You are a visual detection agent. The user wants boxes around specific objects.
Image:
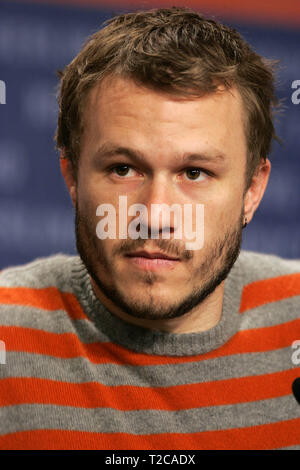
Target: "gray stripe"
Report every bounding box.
[0,255,75,291]
[0,305,109,342]
[236,251,300,283]
[0,347,296,386]
[0,395,299,435]
[277,445,300,450]
[239,295,300,330]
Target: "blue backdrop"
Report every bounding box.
[0,0,299,269]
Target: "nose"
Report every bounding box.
[137,175,180,239]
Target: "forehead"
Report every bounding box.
[81,75,247,168]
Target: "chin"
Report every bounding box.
[121,288,182,309]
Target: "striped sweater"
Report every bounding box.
[0,250,300,450]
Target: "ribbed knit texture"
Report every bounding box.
[0,250,300,450]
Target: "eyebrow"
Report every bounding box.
[93,142,226,166]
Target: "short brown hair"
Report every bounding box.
[54,6,281,189]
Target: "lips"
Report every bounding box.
[126,250,180,261]
[125,249,181,271]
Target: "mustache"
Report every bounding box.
[113,238,193,261]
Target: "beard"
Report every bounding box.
[75,202,244,321]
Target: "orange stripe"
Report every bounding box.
[0,418,299,450]
[0,368,299,409]
[0,286,87,320]
[1,317,300,365]
[240,273,300,313]
[17,0,300,27]
[0,326,91,360]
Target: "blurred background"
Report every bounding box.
[0,0,299,269]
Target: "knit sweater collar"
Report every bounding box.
[71,255,245,357]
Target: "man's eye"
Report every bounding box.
[111,165,134,177]
[184,168,207,181]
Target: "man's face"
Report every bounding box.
[74,76,248,320]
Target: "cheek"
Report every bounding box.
[203,191,243,236]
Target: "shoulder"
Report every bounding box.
[0,254,82,328]
[0,254,79,292]
[237,249,300,283]
[236,250,300,319]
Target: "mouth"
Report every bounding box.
[125,250,181,271]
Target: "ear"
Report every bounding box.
[59,152,77,207]
[243,158,271,224]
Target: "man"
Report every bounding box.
[0,6,300,450]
